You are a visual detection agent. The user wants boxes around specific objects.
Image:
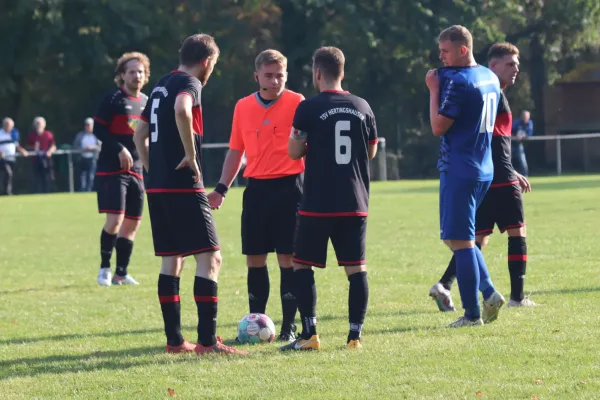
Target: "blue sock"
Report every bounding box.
[454,248,480,319]
[474,246,495,300]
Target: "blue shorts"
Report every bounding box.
[439,174,491,241]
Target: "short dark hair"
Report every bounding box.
[255,49,287,71]
[487,42,519,62]
[438,25,473,52]
[313,47,345,81]
[179,34,220,67]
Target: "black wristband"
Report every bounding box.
[215,183,229,197]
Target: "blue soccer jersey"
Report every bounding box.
[436,66,501,181]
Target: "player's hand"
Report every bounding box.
[425,69,440,92]
[176,154,201,183]
[118,147,133,170]
[207,191,224,210]
[516,173,531,193]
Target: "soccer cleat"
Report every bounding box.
[346,339,362,349]
[111,274,139,285]
[508,297,537,307]
[195,337,249,356]
[165,340,196,354]
[97,268,112,286]
[482,291,506,323]
[429,283,456,312]
[277,324,297,342]
[279,334,320,351]
[448,316,484,328]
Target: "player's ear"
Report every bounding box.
[460,45,468,57]
[254,73,258,83]
[201,58,210,68]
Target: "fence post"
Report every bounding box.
[555,136,562,176]
[377,137,387,181]
[67,152,74,193]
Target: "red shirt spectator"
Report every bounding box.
[26,116,56,193]
[27,129,56,152]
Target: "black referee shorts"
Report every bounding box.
[148,191,220,257]
[475,182,525,235]
[241,174,302,255]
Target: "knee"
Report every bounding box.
[209,252,222,278]
[104,215,124,234]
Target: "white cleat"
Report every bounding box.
[112,274,139,285]
[429,283,456,312]
[508,297,537,307]
[482,291,506,323]
[448,316,484,328]
[97,268,112,287]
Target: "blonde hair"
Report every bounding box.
[114,52,151,86]
[255,49,287,71]
[438,25,473,52]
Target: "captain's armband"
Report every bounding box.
[290,127,307,140]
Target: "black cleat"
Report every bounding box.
[277,324,297,342]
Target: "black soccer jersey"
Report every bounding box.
[93,87,147,175]
[491,91,517,185]
[292,90,378,216]
[141,70,205,192]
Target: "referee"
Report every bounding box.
[207,49,304,342]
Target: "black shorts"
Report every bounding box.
[293,216,367,268]
[241,174,302,255]
[96,172,144,220]
[147,192,219,257]
[475,182,525,235]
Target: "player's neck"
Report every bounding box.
[319,82,343,92]
[122,85,140,98]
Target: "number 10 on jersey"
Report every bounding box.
[335,120,351,165]
[479,92,497,134]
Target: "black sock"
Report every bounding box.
[115,237,134,277]
[247,266,269,314]
[294,269,317,340]
[100,230,117,269]
[280,266,297,332]
[158,274,183,346]
[348,271,369,342]
[439,256,456,291]
[194,276,218,347]
[508,236,527,302]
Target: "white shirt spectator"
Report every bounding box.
[0,129,17,162]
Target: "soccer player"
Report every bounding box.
[94,52,149,286]
[207,50,304,342]
[430,43,535,311]
[425,25,506,327]
[281,46,378,351]
[133,34,247,355]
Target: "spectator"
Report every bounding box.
[26,116,56,193]
[512,110,533,176]
[0,117,28,195]
[73,118,100,192]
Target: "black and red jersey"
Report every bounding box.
[292,90,378,216]
[491,91,517,186]
[93,87,147,176]
[141,70,205,192]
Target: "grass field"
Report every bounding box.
[1,175,599,399]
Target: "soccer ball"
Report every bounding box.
[237,313,276,344]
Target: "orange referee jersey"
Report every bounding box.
[229,89,305,179]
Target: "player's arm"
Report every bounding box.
[93,96,124,154]
[288,101,308,160]
[425,69,458,136]
[133,120,150,172]
[174,92,201,182]
[214,104,245,196]
[367,111,379,160]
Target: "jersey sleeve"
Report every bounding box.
[228,101,245,151]
[438,76,466,120]
[291,100,310,140]
[141,100,151,123]
[93,93,123,153]
[366,108,378,145]
[177,76,202,105]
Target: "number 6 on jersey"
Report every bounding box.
[335,120,351,165]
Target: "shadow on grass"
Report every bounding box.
[0,345,174,380]
[531,286,600,296]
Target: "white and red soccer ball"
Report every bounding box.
[237,313,276,344]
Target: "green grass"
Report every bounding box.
[1,175,599,399]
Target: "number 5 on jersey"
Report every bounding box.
[150,98,160,142]
[479,92,498,134]
[335,120,351,165]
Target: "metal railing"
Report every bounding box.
[515,132,600,175]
